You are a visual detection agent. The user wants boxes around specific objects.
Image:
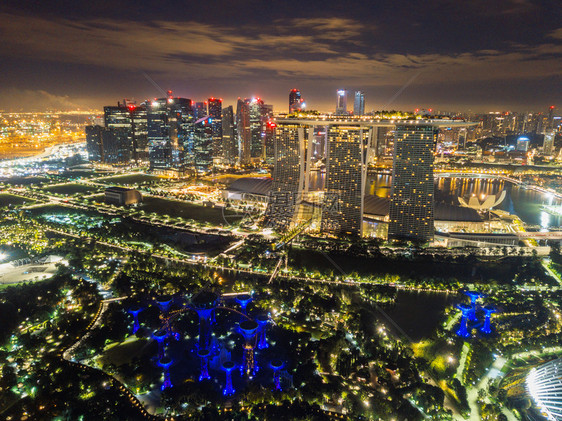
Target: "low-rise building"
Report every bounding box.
[104,186,142,206]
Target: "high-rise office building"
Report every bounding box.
[104,105,135,161]
[208,98,223,163]
[236,97,271,164]
[336,89,348,115]
[236,98,251,165]
[546,106,555,131]
[249,98,265,160]
[289,89,305,113]
[517,136,530,151]
[130,105,149,161]
[322,125,368,235]
[458,127,467,149]
[85,102,149,164]
[101,103,150,162]
[289,89,301,113]
[86,125,104,162]
[192,116,213,169]
[267,117,471,237]
[543,131,555,156]
[353,91,365,116]
[388,125,437,242]
[265,122,308,229]
[266,119,372,235]
[262,103,275,163]
[147,94,193,175]
[193,102,207,120]
[101,127,134,164]
[222,105,237,165]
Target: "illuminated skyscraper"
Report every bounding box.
[266,119,371,235]
[222,105,237,165]
[547,106,555,131]
[322,125,368,235]
[264,121,307,229]
[192,116,213,169]
[237,98,272,164]
[147,94,193,175]
[98,103,149,162]
[130,105,149,161]
[85,125,104,162]
[262,103,275,163]
[289,89,305,113]
[249,98,265,160]
[101,128,134,164]
[289,89,301,113]
[208,98,223,163]
[543,131,555,155]
[193,101,207,120]
[103,105,133,162]
[236,98,251,165]
[336,89,348,115]
[388,125,437,242]
[266,117,471,237]
[353,91,365,116]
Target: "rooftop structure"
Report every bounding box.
[526,358,562,421]
[458,191,507,210]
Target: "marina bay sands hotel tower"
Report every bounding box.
[265,116,475,242]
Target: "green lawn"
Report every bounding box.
[1,176,50,186]
[98,174,161,185]
[42,183,100,196]
[99,338,148,367]
[139,196,243,225]
[0,193,36,207]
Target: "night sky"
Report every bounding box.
[0,0,560,113]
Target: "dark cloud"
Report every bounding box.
[0,1,560,112]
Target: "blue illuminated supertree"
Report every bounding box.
[191,291,219,350]
[465,291,482,322]
[153,329,168,359]
[235,294,252,314]
[158,356,173,390]
[198,348,211,381]
[480,305,496,334]
[270,359,284,390]
[128,306,142,334]
[456,303,471,338]
[222,361,236,396]
[255,314,269,349]
[155,295,174,338]
[239,320,258,377]
[155,295,173,314]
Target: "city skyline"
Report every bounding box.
[0,0,560,112]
